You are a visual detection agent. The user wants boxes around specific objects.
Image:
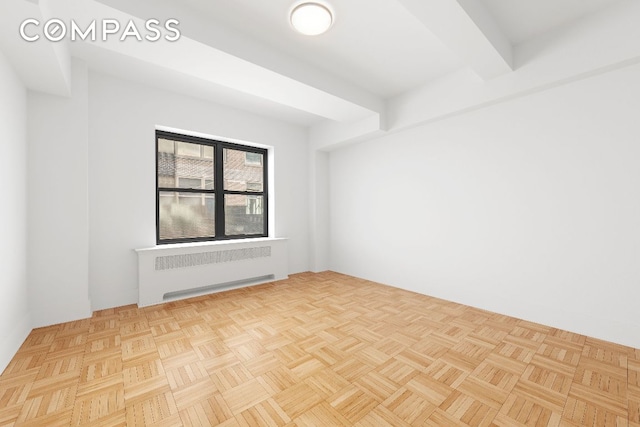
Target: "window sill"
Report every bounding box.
[135,237,287,253]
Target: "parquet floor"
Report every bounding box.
[1,272,638,426]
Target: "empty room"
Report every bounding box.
[1,0,639,425]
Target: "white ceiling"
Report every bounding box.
[177,0,463,98]
[159,0,624,96]
[0,0,636,134]
[478,0,622,45]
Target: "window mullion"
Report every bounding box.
[215,144,225,238]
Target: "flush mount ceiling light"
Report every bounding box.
[290,2,333,36]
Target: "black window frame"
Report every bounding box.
[156,130,269,244]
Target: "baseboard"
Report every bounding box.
[332,269,640,349]
[406,282,640,349]
[0,312,32,375]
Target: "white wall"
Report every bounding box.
[88,72,310,310]
[308,150,330,272]
[329,62,640,348]
[0,51,31,373]
[28,59,92,327]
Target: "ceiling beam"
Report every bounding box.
[61,0,382,123]
[388,0,640,131]
[397,0,513,80]
[0,0,71,96]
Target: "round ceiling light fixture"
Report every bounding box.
[290,2,333,36]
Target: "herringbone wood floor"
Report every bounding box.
[1,272,638,426]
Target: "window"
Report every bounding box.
[156,130,268,244]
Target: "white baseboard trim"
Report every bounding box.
[404,282,640,349]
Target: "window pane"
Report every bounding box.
[225,195,264,235]
[224,149,263,191]
[159,191,215,240]
[158,139,214,189]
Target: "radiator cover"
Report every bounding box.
[136,238,288,307]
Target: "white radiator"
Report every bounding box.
[136,238,288,307]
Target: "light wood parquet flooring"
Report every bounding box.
[1,271,639,426]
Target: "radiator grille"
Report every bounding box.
[155,247,271,271]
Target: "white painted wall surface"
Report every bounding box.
[308,150,330,272]
[329,63,640,348]
[27,59,92,328]
[88,72,309,311]
[0,51,31,373]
